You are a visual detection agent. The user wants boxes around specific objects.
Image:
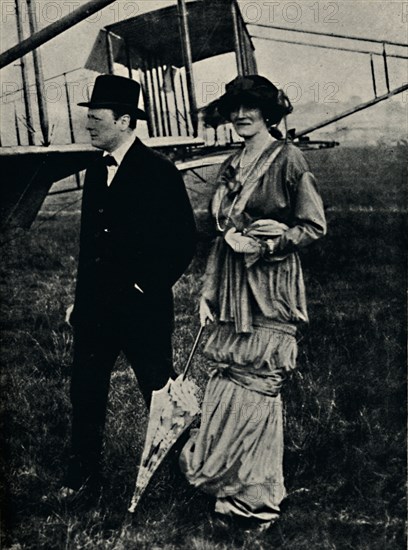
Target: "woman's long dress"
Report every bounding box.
[180,141,326,523]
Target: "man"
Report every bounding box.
[63,75,196,495]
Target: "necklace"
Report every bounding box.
[238,146,269,184]
[215,191,240,233]
[215,141,273,233]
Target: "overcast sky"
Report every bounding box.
[1,0,407,111]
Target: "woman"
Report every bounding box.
[180,75,326,530]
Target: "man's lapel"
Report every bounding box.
[108,138,146,190]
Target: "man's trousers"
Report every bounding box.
[66,313,175,490]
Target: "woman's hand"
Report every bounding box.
[199,297,215,327]
[224,227,261,254]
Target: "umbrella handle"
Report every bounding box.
[182,325,204,379]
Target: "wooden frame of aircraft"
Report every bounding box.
[0,0,258,232]
[84,0,257,138]
[0,0,407,233]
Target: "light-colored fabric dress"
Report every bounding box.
[180,141,326,523]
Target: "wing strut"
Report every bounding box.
[295,83,408,139]
[0,0,118,69]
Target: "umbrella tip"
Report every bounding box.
[128,502,137,513]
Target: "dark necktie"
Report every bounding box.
[103,155,117,167]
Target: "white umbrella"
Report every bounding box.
[128,327,203,513]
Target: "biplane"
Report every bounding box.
[0,0,407,233]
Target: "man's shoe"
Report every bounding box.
[235,516,276,533]
[57,480,101,509]
[57,482,88,504]
[211,513,233,531]
[59,486,77,499]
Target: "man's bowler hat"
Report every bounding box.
[78,74,147,120]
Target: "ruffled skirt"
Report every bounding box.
[180,319,297,522]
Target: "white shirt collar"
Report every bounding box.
[104,133,136,167]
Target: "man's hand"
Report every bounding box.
[199,297,214,327]
[65,304,74,327]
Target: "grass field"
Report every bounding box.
[1,144,407,549]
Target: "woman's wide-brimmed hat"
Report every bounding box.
[78,74,147,120]
[217,75,292,125]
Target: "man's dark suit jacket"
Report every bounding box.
[72,137,197,329]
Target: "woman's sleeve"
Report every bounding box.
[277,149,327,253]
